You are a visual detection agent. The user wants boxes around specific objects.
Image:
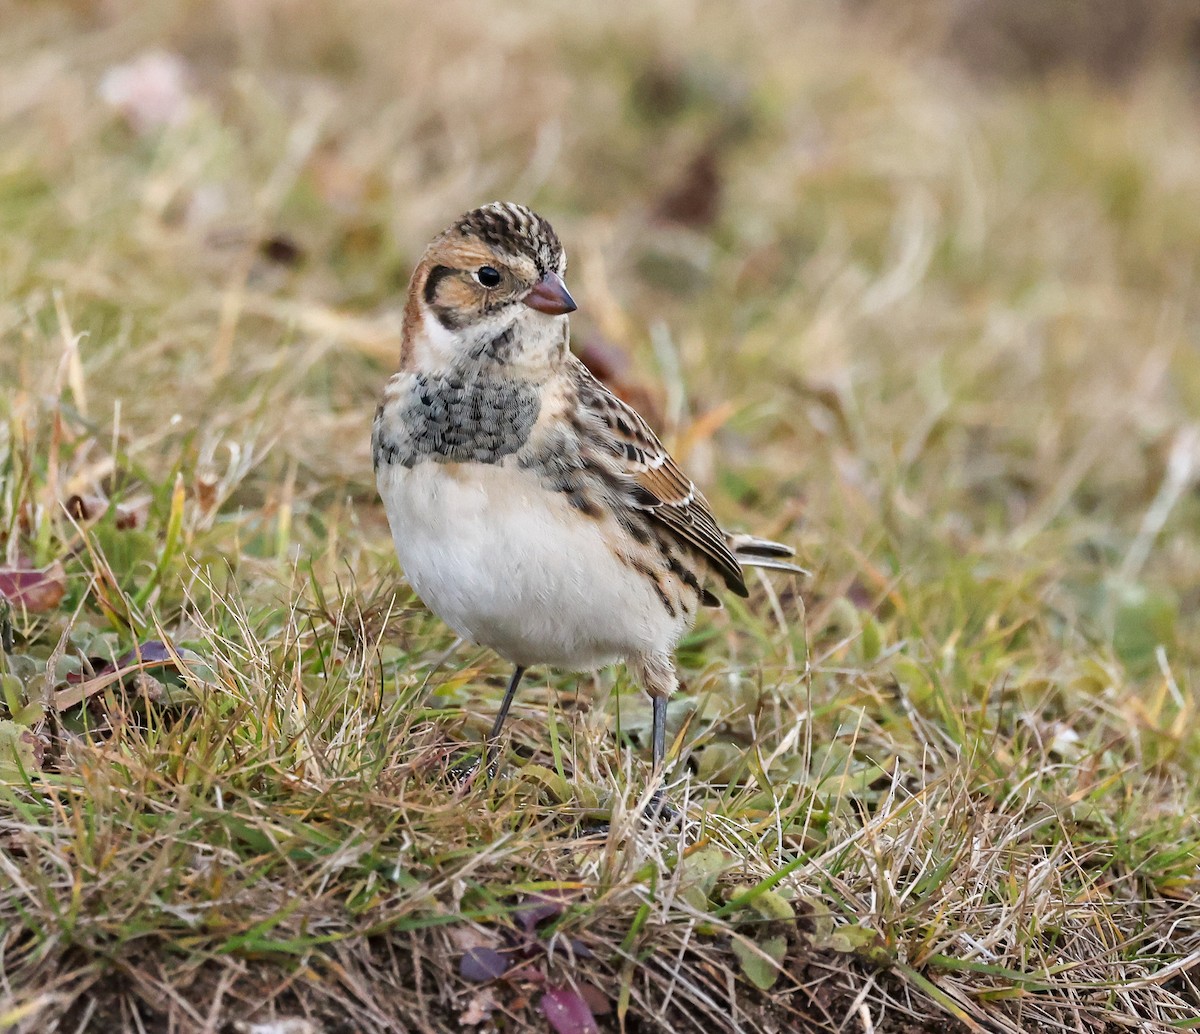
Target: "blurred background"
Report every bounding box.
[4,0,1200,670]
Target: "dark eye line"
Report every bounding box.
[423,264,457,305]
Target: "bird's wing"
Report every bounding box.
[574,359,749,597]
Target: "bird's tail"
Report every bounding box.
[728,533,810,578]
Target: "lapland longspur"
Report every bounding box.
[373,202,803,777]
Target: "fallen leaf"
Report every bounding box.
[446,924,502,953]
[515,889,576,934]
[0,566,66,613]
[116,640,178,669]
[62,639,180,687]
[54,639,188,711]
[460,946,507,982]
[577,984,610,1016]
[540,986,598,1034]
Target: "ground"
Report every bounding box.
[2,2,1200,1032]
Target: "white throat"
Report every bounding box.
[408,306,567,378]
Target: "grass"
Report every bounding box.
[2,1,1200,1031]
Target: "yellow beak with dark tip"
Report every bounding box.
[523,272,576,315]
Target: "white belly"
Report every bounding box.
[376,460,684,669]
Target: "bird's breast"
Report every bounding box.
[374,457,693,670]
[372,371,541,469]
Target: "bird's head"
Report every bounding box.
[401,202,576,373]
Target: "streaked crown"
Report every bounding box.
[440,202,566,277]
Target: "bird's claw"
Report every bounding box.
[645,788,682,827]
[447,750,498,785]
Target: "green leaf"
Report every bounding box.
[1,674,26,716]
[732,933,787,990]
[520,764,572,803]
[828,924,877,953]
[0,720,41,780]
[684,846,738,894]
[1112,582,1177,673]
[693,741,744,781]
[747,888,795,922]
[825,923,893,966]
[860,614,883,662]
[795,895,835,941]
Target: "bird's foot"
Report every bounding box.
[570,792,680,836]
[446,749,498,785]
[576,817,612,836]
[644,788,682,828]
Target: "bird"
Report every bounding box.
[372,201,803,783]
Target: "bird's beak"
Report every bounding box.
[523,272,577,315]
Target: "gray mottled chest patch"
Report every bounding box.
[469,326,518,363]
[373,372,540,469]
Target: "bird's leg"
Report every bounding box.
[627,654,682,824]
[652,695,667,774]
[484,664,527,772]
[647,695,680,825]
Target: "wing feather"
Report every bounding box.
[573,359,749,597]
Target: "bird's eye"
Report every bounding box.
[475,266,501,288]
